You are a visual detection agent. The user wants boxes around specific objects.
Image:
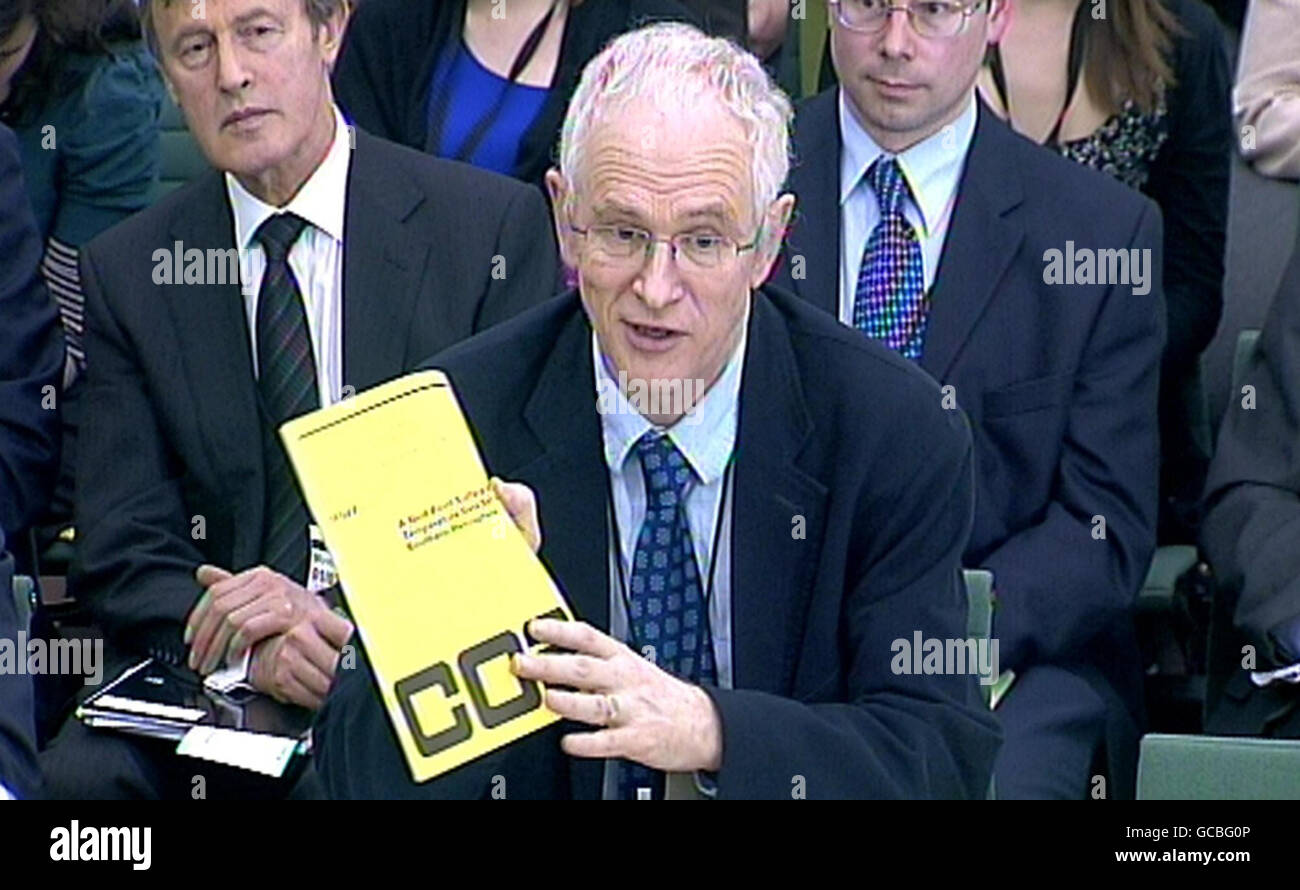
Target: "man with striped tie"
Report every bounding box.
[40,0,556,798]
[771,1,1165,798]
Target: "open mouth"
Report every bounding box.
[624,320,685,349]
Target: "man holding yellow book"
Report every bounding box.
[316,22,1000,800]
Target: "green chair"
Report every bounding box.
[962,568,997,799]
[11,574,34,636]
[962,568,995,703]
[150,96,209,201]
[1137,733,1300,799]
[1137,546,1200,614]
[1233,329,1261,397]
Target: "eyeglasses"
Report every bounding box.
[568,224,760,271]
[831,0,989,39]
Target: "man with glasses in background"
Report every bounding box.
[315,22,1000,800]
[771,0,1165,798]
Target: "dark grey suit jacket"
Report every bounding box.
[0,123,63,541]
[316,286,1001,799]
[72,128,557,666]
[771,93,1165,743]
[1201,232,1300,735]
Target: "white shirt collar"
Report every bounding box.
[593,309,748,487]
[225,104,351,250]
[838,90,977,238]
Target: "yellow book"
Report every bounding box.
[280,370,573,783]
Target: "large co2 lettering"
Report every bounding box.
[395,608,566,757]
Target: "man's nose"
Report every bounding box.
[635,241,683,310]
[215,37,253,95]
[879,8,915,58]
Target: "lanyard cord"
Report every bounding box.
[604,449,733,666]
[426,0,560,164]
[988,0,1088,146]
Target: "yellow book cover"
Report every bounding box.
[280,370,572,783]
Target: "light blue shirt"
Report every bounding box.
[593,321,747,798]
[838,90,978,325]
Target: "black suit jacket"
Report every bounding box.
[0,123,63,541]
[0,528,40,799]
[771,92,1165,731]
[331,0,699,188]
[1201,232,1300,735]
[315,286,1001,799]
[72,128,557,666]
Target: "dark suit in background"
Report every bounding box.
[316,286,1001,800]
[39,129,556,798]
[331,0,700,188]
[1201,231,1300,737]
[772,93,1164,798]
[0,528,41,799]
[0,123,63,544]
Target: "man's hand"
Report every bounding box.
[492,477,541,553]
[511,619,723,773]
[248,607,354,710]
[185,565,327,675]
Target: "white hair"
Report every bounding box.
[557,22,793,225]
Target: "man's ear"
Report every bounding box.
[986,0,1012,44]
[545,168,580,270]
[318,2,351,69]
[749,192,796,291]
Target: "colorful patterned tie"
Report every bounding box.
[617,431,717,800]
[852,157,929,360]
[254,213,318,583]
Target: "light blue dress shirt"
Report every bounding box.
[593,322,747,798]
[838,91,978,325]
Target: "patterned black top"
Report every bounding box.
[1058,95,1171,192]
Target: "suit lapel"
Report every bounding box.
[164,172,264,566]
[343,131,430,393]
[504,308,608,801]
[730,293,828,694]
[920,105,1025,381]
[787,90,841,316]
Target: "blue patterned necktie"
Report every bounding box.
[852,157,929,360]
[617,431,717,800]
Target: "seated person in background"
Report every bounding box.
[978,0,1230,545]
[771,0,1165,798]
[40,0,556,799]
[0,0,164,384]
[0,120,62,546]
[0,0,165,554]
[331,0,699,187]
[1234,0,1300,180]
[316,23,1000,800]
[1200,235,1300,737]
[0,527,41,799]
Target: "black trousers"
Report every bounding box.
[992,664,1137,800]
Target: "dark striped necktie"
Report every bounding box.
[254,212,317,583]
